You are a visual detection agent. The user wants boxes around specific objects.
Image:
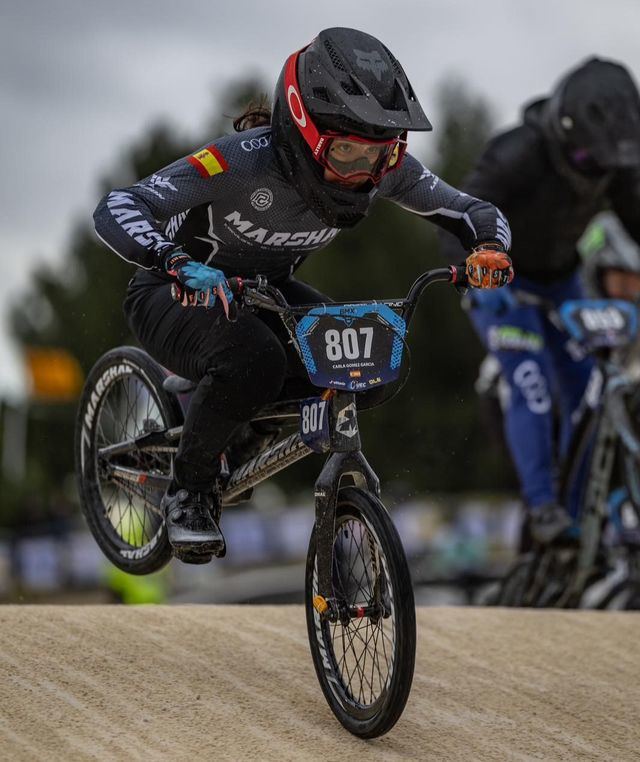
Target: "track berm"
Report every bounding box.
[1,606,638,760]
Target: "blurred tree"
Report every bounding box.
[203,75,270,138]
[433,77,495,188]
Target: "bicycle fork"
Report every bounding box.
[312,393,382,621]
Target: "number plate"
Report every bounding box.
[559,299,638,349]
[299,397,330,453]
[295,304,406,391]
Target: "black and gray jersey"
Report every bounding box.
[93,126,511,282]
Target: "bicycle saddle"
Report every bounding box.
[163,375,197,394]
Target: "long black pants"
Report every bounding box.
[124,271,325,491]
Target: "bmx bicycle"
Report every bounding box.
[495,292,640,608]
[75,264,468,737]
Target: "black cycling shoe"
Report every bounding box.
[161,487,225,558]
[530,503,572,545]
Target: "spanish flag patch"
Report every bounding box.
[187,145,228,178]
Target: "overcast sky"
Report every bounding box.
[2,0,640,397]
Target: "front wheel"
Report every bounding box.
[305,487,415,738]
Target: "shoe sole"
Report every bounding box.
[174,549,214,565]
[170,538,226,557]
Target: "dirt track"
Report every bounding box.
[0,606,638,761]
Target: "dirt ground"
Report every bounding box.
[0,606,638,761]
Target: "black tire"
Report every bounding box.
[499,549,580,608]
[75,346,182,574]
[305,487,415,738]
[497,556,536,606]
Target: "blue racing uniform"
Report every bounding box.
[469,273,593,514]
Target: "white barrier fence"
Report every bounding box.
[0,492,523,600]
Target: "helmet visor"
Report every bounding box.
[321,134,406,182]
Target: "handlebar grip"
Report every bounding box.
[449,265,469,296]
[226,277,244,296]
[450,265,468,287]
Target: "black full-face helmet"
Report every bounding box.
[546,57,640,173]
[271,27,432,228]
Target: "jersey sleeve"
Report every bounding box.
[379,152,512,254]
[93,141,232,270]
[437,126,545,265]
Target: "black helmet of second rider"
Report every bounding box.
[545,57,640,173]
[271,27,432,228]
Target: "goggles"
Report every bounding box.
[284,50,407,183]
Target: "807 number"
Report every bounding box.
[301,399,328,434]
[325,327,374,362]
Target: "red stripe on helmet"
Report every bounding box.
[284,51,322,154]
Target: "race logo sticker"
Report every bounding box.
[300,397,330,452]
[488,325,544,353]
[250,188,273,211]
[336,402,358,438]
[354,49,389,81]
[187,145,228,178]
[224,210,339,249]
[241,136,271,152]
[134,174,178,200]
[106,191,173,253]
[512,360,551,414]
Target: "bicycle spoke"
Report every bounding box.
[95,373,169,549]
[322,513,396,708]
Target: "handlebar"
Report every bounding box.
[171,265,470,327]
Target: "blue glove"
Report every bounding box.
[469,286,517,315]
[164,249,233,312]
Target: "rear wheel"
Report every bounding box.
[75,346,181,574]
[305,487,415,738]
[498,548,580,607]
[497,555,537,606]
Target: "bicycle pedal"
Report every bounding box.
[174,549,214,565]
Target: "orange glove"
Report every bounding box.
[466,246,514,288]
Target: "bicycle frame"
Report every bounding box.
[99,266,464,599]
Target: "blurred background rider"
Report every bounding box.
[440,57,640,544]
[579,211,640,300]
